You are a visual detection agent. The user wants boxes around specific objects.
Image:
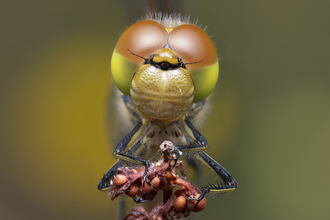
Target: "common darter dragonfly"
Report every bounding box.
[98,2,237,219]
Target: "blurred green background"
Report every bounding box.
[1,0,330,219]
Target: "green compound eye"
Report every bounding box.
[189,62,219,103]
[111,52,136,95]
[168,24,219,103]
[111,20,167,95]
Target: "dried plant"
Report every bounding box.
[109,141,207,220]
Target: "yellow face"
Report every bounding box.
[111,19,219,121]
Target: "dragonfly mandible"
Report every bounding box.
[98,13,237,210]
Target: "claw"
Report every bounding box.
[187,189,207,208]
[132,194,149,203]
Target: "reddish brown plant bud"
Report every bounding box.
[166,170,173,180]
[173,195,187,213]
[131,169,138,173]
[151,176,160,188]
[113,174,127,186]
[141,182,152,194]
[126,184,139,197]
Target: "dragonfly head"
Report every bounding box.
[111,19,219,121]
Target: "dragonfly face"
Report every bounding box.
[111,19,219,119]
[99,14,237,209]
[130,47,195,121]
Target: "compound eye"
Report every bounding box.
[111,20,167,94]
[169,24,219,102]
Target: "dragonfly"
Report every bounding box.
[98,1,237,218]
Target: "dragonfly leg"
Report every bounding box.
[192,152,237,206]
[179,118,237,206]
[98,160,124,190]
[98,121,152,190]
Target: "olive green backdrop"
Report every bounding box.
[1,0,330,219]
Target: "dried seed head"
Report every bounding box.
[113,174,127,186]
[173,196,187,212]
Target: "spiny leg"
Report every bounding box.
[98,121,143,190]
[98,120,152,191]
[98,120,155,220]
[97,136,147,190]
[98,160,124,190]
[193,152,237,201]
[173,99,206,189]
[178,118,237,205]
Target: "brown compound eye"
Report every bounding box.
[169,24,219,102]
[111,20,168,95]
